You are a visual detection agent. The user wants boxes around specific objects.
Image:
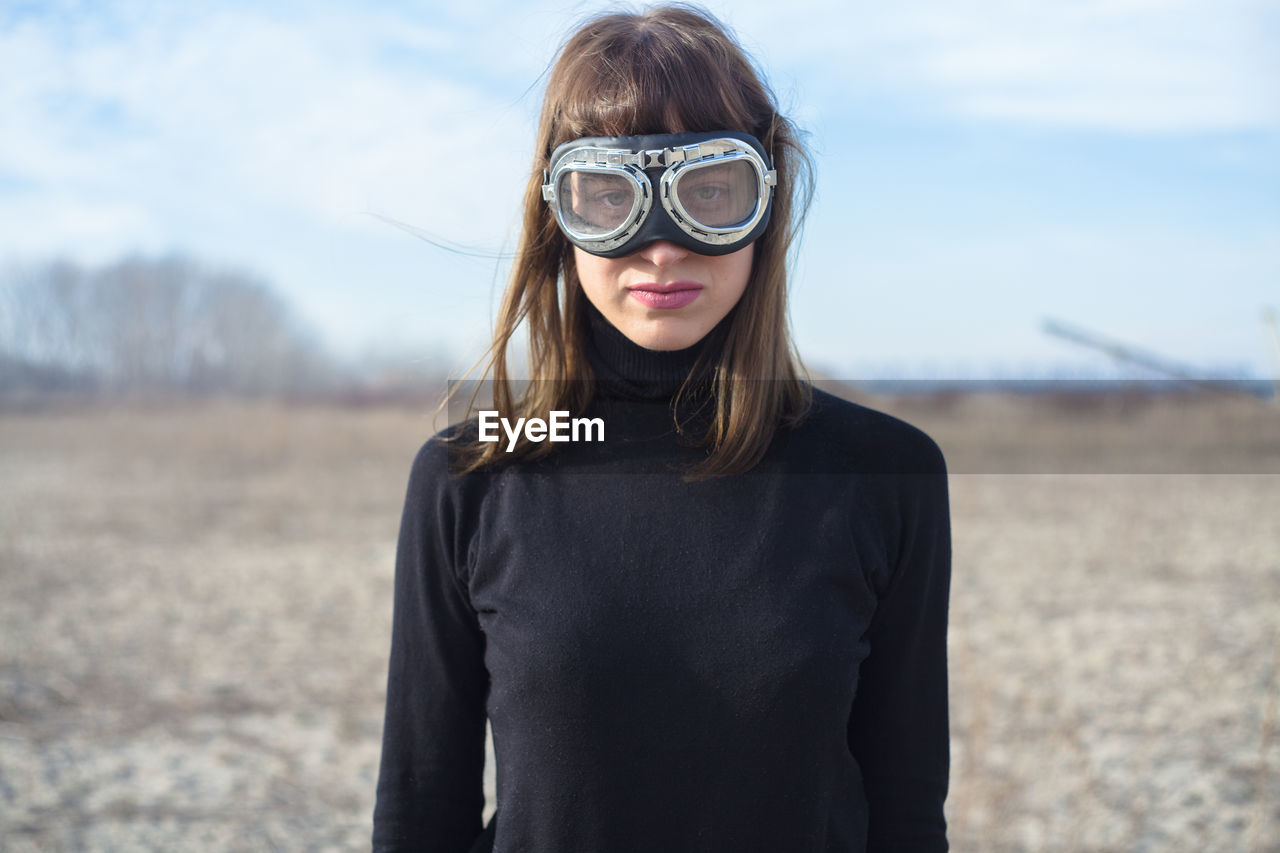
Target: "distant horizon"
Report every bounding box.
[3,246,1274,384]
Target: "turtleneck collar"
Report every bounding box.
[584,301,729,402]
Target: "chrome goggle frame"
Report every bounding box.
[541,130,778,258]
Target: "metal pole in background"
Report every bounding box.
[1042,317,1268,404]
[1262,308,1280,405]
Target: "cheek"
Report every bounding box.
[719,245,754,303]
[572,249,614,297]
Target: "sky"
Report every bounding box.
[2,0,1278,379]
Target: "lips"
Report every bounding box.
[626,281,703,309]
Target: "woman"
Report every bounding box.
[373,6,951,852]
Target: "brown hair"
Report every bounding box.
[450,4,813,478]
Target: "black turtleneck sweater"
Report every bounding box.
[373,308,951,852]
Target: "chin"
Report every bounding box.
[628,319,707,352]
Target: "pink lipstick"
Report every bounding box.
[627,281,703,309]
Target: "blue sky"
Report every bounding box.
[2,0,1277,378]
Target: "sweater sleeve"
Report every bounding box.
[848,438,952,851]
[373,440,489,853]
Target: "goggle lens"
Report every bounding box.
[672,160,759,229]
[556,171,637,236]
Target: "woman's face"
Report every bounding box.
[574,240,753,351]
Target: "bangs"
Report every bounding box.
[548,15,762,150]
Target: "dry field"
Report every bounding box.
[1,395,1277,851]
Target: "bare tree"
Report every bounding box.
[0,254,334,396]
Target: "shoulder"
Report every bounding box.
[403,420,490,507]
[784,387,947,477]
[397,422,496,575]
[406,421,466,480]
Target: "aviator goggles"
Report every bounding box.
[542,130,777,258]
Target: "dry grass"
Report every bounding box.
[0,396,1277,851]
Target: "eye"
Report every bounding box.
[675,160,757,227]
[596,190,630,208]
[689,183,728,201]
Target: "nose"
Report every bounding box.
[635,239,690,268]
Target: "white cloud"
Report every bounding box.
[728,0,1280,132]
[5,0,1272,268]
[0,193,159,261]
[0,1,558,254]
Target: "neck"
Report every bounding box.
[584,302,728,401]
